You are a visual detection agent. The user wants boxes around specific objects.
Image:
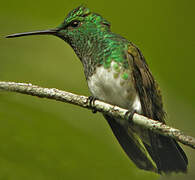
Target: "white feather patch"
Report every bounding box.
[87,61,142,113]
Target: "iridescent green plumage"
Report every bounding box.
[6,5,188,174]
[57,6,130,78]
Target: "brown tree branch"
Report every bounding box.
[0,81,194,149]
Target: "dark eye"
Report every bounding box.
[69,20,80,28]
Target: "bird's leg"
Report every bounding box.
[88,96,98,113]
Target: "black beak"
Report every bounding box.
[5,28,59,38]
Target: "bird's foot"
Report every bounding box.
[125,109,137,124]
[88,96,98,114]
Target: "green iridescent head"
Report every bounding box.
[6,5,111,44]
[56,6,111,43]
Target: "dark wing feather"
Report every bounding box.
[127,43,188,173]
[127,43,165,121]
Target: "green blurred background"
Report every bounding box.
[0,0,195,179]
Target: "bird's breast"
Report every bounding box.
[87,61,142,113]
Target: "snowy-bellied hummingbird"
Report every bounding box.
[6,6,188,174]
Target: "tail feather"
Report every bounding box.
[104,114,188,174]
[104,115,157,172]
[148,133,188,174]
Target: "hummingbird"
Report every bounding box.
[6,5,188,174]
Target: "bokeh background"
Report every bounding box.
[0,0,194,179]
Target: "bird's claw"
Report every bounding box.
[125,109,137,124]
[88,96,98,113]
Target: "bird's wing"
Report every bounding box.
[126,43,188,173]
[127,43,165,122]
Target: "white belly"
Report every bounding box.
[87,61,142,113]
